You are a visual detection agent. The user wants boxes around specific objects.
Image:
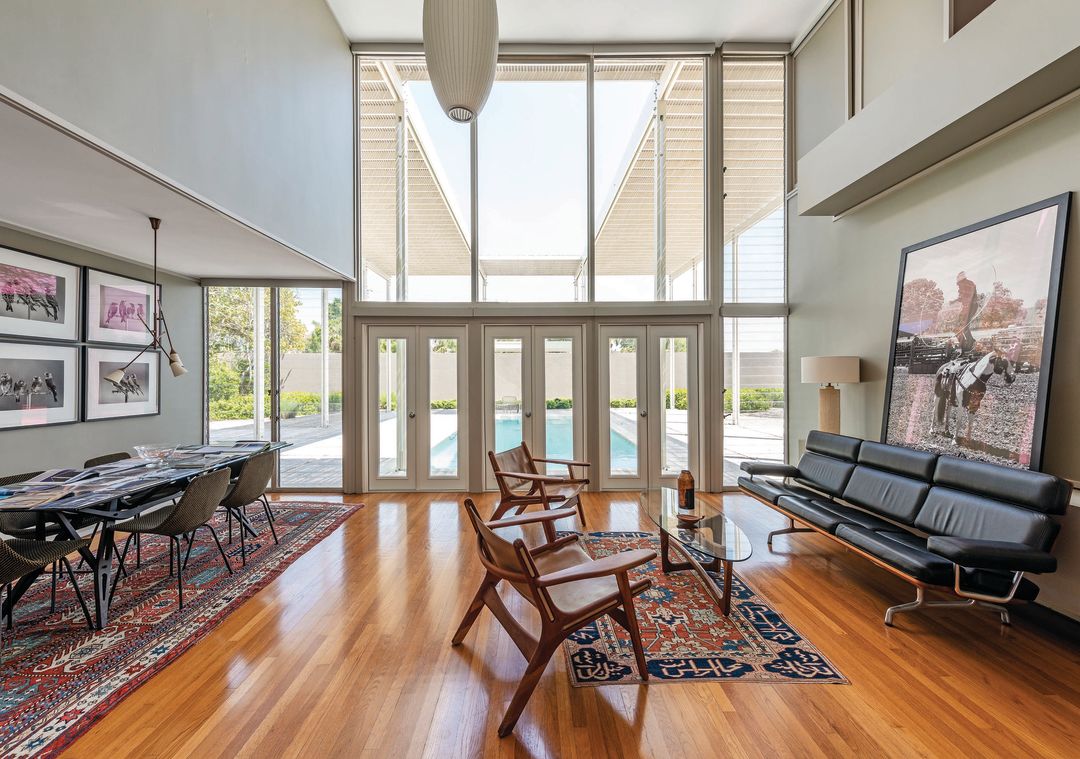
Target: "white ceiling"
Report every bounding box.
[0,100,345,281]
[328,0,823,44]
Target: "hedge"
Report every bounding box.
[210,391,343,421]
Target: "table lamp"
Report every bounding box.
[801,356,860,434]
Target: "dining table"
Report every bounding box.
[0,441,290,629]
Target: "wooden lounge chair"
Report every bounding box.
[452,498,654,737]
[488,441,590,531]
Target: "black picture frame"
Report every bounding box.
[881,192,1071,471]
[0,340,81,430]
[0,244,81,343]
[82,266,161,347]
[82,345,161,422]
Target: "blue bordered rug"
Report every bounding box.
[563,531,848,686]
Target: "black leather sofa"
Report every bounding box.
[738,431,1071,625]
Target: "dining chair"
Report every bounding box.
[1,536,93,655]
[489,441,590,534]
[452,498,655,737]
[113,468,233,610]
[83,451,132,468]
[0,472,71,613]
[218,451,278,566]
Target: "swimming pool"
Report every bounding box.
[427,411,640,476]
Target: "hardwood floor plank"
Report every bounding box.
[61,492,1079,759]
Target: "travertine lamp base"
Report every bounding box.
[818,384,841,434]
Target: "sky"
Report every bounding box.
[405,76,657,260]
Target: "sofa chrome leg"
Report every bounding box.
[885,588,1011,626]
[767,519,813,546]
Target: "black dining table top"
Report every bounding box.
[0,441,290,514]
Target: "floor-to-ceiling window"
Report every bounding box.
[721,56,788,485]
[206,286,343,489]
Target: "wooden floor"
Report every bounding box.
[64,492,1080,758]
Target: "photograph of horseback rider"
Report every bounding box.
[882,194,1070,471]
[954,270,978,354]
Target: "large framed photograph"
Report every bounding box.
[0,246,80,342]
[0,341,79,430]
[84,268,158,346]
[882,193,1071,471]
[84,347,160,421]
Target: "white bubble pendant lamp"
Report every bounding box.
[423,0,499,123]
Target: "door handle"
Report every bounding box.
[640,410,648,417]
[524,411,532,418]
[408,411,416,419]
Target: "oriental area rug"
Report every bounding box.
[0,501,360,758]
[564,532,848,687]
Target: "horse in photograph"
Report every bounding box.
[931,341,1019,444]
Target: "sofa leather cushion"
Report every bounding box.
[738,476,822,505]
[927,536,1057,573]
[933,456,1071,515]
[805,430,862,462]
[795,452,856,497]
[777,496,900,534]
[842,466,930,525]
[915,487,1059,550]
[835,524,954,585]
[857,441,938,481]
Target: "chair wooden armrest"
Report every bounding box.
[496,471,589,485]
[533,457,592,468]
[535,549,656,587]
[486,507,579,529]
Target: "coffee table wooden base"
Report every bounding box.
[659,530,734,616]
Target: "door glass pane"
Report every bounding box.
[428,337,459,477]
[608,337,639,477]
[378,338,408,477]
[478,63,587,302]
[659,337,690,476]
[493,338,523,452]
[359,60,471,301]
[723,318,785,486]
[278,288,343,488]
[542,338,574,472]
[207,286,270,444]
[594,58,705,301]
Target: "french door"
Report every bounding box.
[366,325,469,491]
[483,326,584,489]
[599,325,700,489]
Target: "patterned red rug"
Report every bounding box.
[0,501,359,758]
[564,532,848,686]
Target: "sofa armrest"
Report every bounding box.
[739,461,800,478]
[927,536,1057,574]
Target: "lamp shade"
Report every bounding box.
[801,356,860,385]
[103,369,126,385]
[423,0,499,123]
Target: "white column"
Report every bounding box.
[253,288,266,440]
[320,289,330,428]
[654,104,668,302]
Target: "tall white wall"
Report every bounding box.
[0,0,353,277]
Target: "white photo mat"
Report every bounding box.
[84,347,160,420]
[85,268,158,346]
[0,245,80,341]
[0,341,79,429]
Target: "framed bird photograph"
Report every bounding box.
[0,340,79,430]
[0,245,81,342]
[84,346,160,421]
[84,267,159,347]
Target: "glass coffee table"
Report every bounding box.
[639,487,753,616]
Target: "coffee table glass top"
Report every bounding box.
[640,487,752,563]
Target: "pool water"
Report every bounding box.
[428,411,639,476]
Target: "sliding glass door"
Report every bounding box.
[206,286,343,489]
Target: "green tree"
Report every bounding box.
[305,297,343,353]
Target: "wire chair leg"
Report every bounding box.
[50,561,58,613]
[168,538,175,577]
[261,496,279,545]
[207,525,233,574]
[239,515,247,567]
[183,527,199,570]
[61,557,94,630]
[5,583,11,630]
[175,538,184,610]
[136,532,142,568]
